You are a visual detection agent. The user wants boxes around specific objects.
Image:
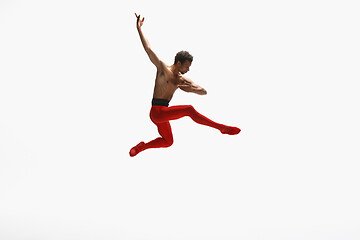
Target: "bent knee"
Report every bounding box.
[185,105,196,114]
[186,105,195,110]
[163,138,174,148]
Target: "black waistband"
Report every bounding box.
[152,98,170,107]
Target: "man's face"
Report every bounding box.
[179,60,192,74]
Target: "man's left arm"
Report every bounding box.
[178,77,207,95]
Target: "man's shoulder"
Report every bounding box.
[179,75,193,83]
[162,60,171,68]
[157,61,170,73]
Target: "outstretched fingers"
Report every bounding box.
[135,13,145,27]
[135,13,144,20]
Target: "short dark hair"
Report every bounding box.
[174,51,193,64]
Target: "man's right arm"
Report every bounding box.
[178,77,207,95]
[135,13,163,70]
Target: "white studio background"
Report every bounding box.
[0,0,359,239]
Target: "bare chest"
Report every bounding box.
[153,70,181,99]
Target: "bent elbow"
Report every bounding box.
[201,88,207,95]
[198,89,207,95]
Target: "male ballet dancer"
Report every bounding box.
[130,13,241,157]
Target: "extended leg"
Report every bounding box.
[157,105,240,134]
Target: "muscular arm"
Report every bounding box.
[135,14,163,70]
[178,76,207,95]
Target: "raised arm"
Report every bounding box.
[135,13,163,70]
[178,76,207,95]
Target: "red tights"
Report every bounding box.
[129,105,240,157]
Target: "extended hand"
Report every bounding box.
[135,13,144,29]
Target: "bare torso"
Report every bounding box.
[152,63,183,101]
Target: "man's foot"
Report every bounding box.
[129,141,145,157]
[221,126,241,135]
